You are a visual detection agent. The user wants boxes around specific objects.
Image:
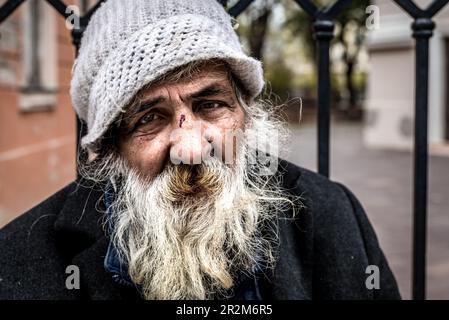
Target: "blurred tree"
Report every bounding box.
[235,0,279,60]
[285,0,371,114]
[264,59,295,101]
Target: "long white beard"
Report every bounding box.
[107,145,289,300]
[78,97,299,300]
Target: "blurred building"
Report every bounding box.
[365,0,449,150]
[0,0,94,227]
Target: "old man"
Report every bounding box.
[0,0,400,300]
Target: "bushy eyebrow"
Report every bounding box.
[135,82,234,114]
[136,96,165,114]
[190,84,233,100]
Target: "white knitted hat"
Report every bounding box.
[70,0,265,149]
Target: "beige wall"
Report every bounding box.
[364,0,449,149]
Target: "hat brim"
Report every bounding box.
[81,14,264,149]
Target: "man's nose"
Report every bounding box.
[169,110,213,165]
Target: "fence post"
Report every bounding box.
[411,16,434,301]
[314,19,334,177]
[393,0,449,300]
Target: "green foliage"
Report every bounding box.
[236,0,371,103]
[285,0,371,63]
[264,61,294,100]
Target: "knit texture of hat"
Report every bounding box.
[70,0,265,149]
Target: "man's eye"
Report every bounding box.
[198,101,227,110]
[138,113,161,125]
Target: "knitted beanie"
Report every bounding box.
[70,0,265,149]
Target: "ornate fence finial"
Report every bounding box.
[217,0,229,7]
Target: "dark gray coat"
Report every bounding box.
[0,160,401,300]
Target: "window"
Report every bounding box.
[20,0,58,112]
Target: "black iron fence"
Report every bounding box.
[1,0,448,300]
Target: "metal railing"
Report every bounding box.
[1,0,448,300]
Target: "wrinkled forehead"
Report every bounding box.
[123,60,239,113]
[143,62,232,97]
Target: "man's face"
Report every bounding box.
[98,61,287,300]
[117,63,246,178]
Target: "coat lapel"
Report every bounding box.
[268,160,313,300]
[54,181,127,299]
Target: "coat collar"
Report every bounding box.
[54,181,106,246]
[53,181,122,299]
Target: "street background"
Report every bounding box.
[286,117,449,299]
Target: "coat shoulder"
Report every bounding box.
[0,181,79,299]
[278,158,352,218]
[0,182,76,238]
[278,159,401,299]
[279,158,373,229]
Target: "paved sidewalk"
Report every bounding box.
[285,121,449,300]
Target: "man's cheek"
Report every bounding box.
[212,110,245,130]
[128,138,170,177]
